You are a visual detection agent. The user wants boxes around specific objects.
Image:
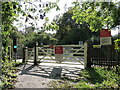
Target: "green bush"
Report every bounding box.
[74,67,119,88]
[1,61,20,89]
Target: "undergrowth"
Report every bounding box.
[50,66,120,88]
[1,60,22,89]
[74,66,120,88]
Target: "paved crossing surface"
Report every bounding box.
[15,59,84,88]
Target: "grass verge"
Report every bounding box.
[49,66,120,88]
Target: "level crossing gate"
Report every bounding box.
[22,43,88,68]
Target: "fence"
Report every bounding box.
[22,43,90,68]
[9,43,120,68]
[89,44,120,67]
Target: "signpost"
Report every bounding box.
[100,29,111,45]
[100,29,112,65]
[55,46,63,63]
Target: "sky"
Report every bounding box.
[45,0,75,21]
[14,0,76,33]
[13,0,120,36]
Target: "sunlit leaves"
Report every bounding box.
[45,17,49,22]
[44,21,59,31]
[71,1,119,32]
[1,2,23,89]
[44,1,60,12]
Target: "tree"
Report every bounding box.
[12,0,60,47]
[1,1,23,89]
[15,0,60,32]
[72,1,120,32]
[54,9,93,44]
[1,1,22,61]
[1,1,60,89]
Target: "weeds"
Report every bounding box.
[1,61,22,89]
[74,67,120,88]
[50,66,120,88]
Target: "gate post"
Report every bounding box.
[8,46,12,62]
[84,43,91,68]
[22,47,27,64]
[34,42,38,65]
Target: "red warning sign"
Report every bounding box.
[55,46,63,54]
[100,29,111,37]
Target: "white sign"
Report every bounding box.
[100,37,112,45]
[79,41,83,45]
[55,54,63,63]
[118,29,120,34]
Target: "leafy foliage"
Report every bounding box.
[114,39,120,51]
[1,0,59,89]
[15,0,60,32]
[1,61,20,89]
[54,9,94,44]
[74,67,119,88]
[72,2,120,32]
[50,67,120,88]
[1,1,23,89]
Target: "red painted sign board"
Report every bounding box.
[55,46,63,54]
[100,29,111,37]
[49,45,54,48]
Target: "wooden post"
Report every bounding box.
[8,46,12,62]
[106,45,111,66]
[84,43,91,69]
[34,42,38,65]
[22,47,27,64]
[87,44,91,68]
[84,43,87,68]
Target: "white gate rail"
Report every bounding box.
[23,43,88,67]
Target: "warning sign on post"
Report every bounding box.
[100,29,111,37]
[55,46,63,54]
[100,29,111,45]
[55,46,63,63]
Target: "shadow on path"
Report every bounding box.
[17,63,83,80]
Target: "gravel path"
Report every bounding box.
[14,63,84,88]
[14,64,58,88]
[15,74,55,88]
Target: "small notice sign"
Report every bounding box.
[100,29,111,45]
[100,37,112,45]
[79,41,83,45]
[93,45,101,48]
[55,46,63,54]
[55,54,63,63]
